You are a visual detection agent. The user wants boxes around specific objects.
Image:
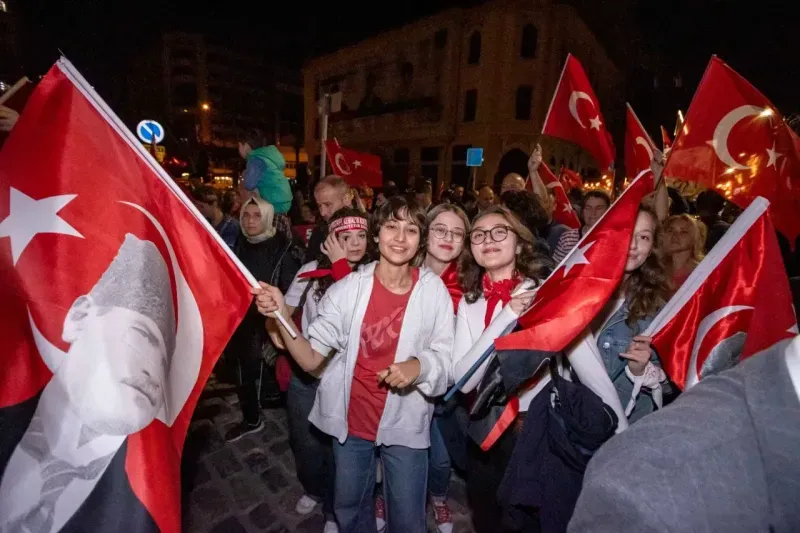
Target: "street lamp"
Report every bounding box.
[201,102,210,111]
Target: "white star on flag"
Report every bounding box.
[589,116,602,130]
[0,188,84,265]
[561,240,595,277]
[562,203,574,214]
[766,142,783,169]
[353,160,362,168]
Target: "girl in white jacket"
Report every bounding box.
[450,206,551,533]
[254,197,455,533]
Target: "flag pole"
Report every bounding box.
[55,57,298,338]
[541,54,570,134]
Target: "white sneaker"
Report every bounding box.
[295,494,318,515]
[323,520,339,533]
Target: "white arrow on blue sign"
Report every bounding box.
[136,120,165,144]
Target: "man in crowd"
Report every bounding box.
[306,175,354,255]
[500,172,527,194]
[194,186,240,249]
[239,129,293,237]
[696,189,730,252]
[477,185,495,212]
[452,185,465,204]
[552,191,611,262]
[415,181,434,210]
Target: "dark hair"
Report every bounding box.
[567,187,584,206]
[370,196,428,264]
[440,190,454,204]
[460,206,551,304]
[623,207,671,325]
[500,189,549,236]
[695,189,725,215]
[239,128,271,150]
[583,190,611,208]
[313,207,373,302]
[194,186,218,204]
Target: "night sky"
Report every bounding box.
[12,0,800,125]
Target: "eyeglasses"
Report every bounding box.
[430,225,466,243]
[470,225,514,245]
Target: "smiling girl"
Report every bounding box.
[254,196,454,533]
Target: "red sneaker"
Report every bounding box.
[375,495,386,533]
[432,499,454,533]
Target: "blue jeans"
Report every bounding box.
[332,435,428,533]
[428,415,451,498]
[286,374,335,517]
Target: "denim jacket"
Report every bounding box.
[596,301,663,423]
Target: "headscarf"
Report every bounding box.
[239,196,276,244]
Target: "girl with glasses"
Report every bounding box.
[253,197,455,533]
[451,206,551,533]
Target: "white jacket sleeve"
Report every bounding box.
[306,277,350,357]
[413,280,456,397]
[452,301,519,393]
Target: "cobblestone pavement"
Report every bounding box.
[182,377,476,533]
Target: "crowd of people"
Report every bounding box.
[178,128,800,533]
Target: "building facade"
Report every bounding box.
[0,0,25,85]
[303,0,624,190]
[126,32,305,181]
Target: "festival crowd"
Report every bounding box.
[174,127,800,533]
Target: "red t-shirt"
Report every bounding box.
[347,269,418,441]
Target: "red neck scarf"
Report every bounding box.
[482,273,519,327]
[440,262,463,313]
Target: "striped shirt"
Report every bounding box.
[552,227,583,263]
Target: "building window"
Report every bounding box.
[515,85,533,120]
[394,148,410,183]
[521,24,538,58]
[463,89,477,122]
[451,145,472,188]
[467,32,481,65]
[172,83,198,108]
[421,147,441,189]
[172,65,194,76]
[434,29,448,50]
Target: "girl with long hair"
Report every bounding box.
[662,214,706,292]
[254,196,455,533]
[416,203,470,533]
[450,206,551,533]
[592,206,673,422]
[269,207,373,533]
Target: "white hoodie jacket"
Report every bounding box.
[306,262,455,449]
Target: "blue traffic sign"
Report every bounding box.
[136,120,165,144]
[466,147,484,167]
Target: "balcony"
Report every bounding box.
[328,97,443,140]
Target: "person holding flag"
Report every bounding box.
[253,197,455,533]
[450,206,550,533]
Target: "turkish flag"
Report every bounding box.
[538,163,580,229]
[0,59,252,531]
[644,197,796,389]
[559,167,584,193]
[324,139,382,188]
[664,56,800,243]
[468,170,654,449]
[542,54,616,171]
[660,126,672,150]
[625,103,656,178]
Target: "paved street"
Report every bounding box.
[182,377,476,533]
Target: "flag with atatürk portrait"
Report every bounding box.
[0,58,253,532]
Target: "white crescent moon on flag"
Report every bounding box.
[28,202,204,427]
[334,153,352,175]
[568,91,595,129]
[685,305,753,389]
[635,136,654,161]
[710,105,765,171]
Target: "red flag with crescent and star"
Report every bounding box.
[324,139,383,188]
[664,56,800,244]
[644,197,796,389]
[625,103,657,178]
[559,167,584,193]
[538,162,580,229]
[0,59,252,532]
[468,170,654,450]
[542,54,616,171]
[660,126,672,150]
